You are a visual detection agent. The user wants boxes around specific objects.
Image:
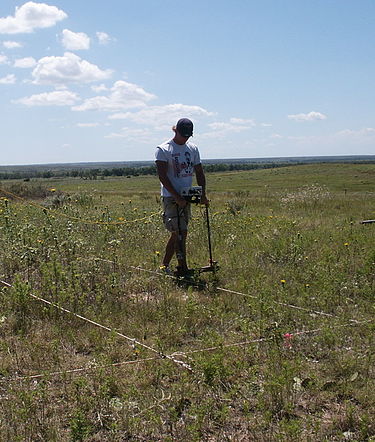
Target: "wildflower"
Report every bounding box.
[50,188,56,192]
[159,265,172,275]
[344,242,349,247]
[118,217,124,221]
[155,251,160,256]
[305,283,310,288]
[283,333,293,349]
[280,279,286,285]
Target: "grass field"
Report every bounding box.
[0,163,374,441]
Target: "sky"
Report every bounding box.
[0,0,375,165]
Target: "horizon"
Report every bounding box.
[1,154,375,170]
[1,1,375,164]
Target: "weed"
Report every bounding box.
[0,164,374,440]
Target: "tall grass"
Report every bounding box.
[0,163,374,441]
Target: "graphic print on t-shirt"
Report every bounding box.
[173,151,193,178]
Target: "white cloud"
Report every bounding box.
[229,117,256,126]
[336,127,375,138]
[271,127,375,149]
[105,127,154,143]
[14,90,79,106]
[91,83,108,93]
[96,31,114,45]
[0,2,67,34]
[72,80,156,111]
[202,117,255,138]
[77,122,100,127]
[14,56,37,68]
[0,74,16,84]
[3,40,23,49]
[61,29,90,50]
[0,54,9,64]
[32,52,113,85]
[108,103,214,128]
[288,111,327,122]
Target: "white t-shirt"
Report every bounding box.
[155,139,201,197]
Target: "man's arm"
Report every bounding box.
[194,163,209,205]
[156,160,186,207]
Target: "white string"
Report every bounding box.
[0,280,192,372]
[129,264,339,319]
[0,264,369,382]
[1,319,371,384]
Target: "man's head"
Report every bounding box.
[176,118,193,138]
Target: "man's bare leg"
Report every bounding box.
[162,231,188,272]
[162,233,176,267]
[175,230,188,272]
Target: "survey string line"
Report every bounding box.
[98,260,353,320]
[130,264,366,324]
[88,261,363,325]
[214,286,336,318]
[0,279,192,372]
[118,263,339,320]
[1,318,371,384]
[0,357,159,383]
[172,319,373,357]
[0,189,363,319]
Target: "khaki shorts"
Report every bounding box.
[162,197,191,232]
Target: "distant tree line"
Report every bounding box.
[2,158,374,181]
[0,162,303,181]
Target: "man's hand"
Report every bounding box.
[200,195,209,206]
[175,195,187,208]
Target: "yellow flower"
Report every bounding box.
[280,279,286,284]
[344,242,349,246]
[155,251,160,256]
[50,188,56,192]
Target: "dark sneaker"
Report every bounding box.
[174,266,190,277]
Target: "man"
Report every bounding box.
[155,118,208,276]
